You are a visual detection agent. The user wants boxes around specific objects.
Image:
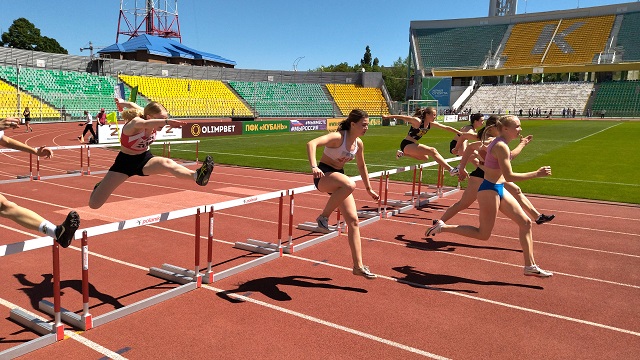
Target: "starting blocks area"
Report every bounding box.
[0,156,459,358]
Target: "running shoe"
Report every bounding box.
[448,166,459,176]
[316,215,330,231]
[353,265,377,279]
[195,155,215,186]
[524,265,553,278]
[396,150,404,159]
[425,219,445,237]
[535,214,555,225]
[54,211,80,248]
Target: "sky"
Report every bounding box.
[0,0,634,71]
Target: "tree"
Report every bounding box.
[37,36,67,54]
[381,56,409,101]
[1,18,67,54]
[361,46,372,67]
[313,46,409,101]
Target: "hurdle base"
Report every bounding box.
[16,175,31,179]
[91,282,197,328]
[283,231,339,254]
[0,332,57,359]
[234,239,279,255]
[38,300,92,331]
[9,308,54,336]
[149,264,199,285]
[385,199,413,208]
[150,263,211,284]
[66,170,81,174]
[356,210,379,219]
[297,222,342,234]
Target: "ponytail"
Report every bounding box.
[338,109,368,131]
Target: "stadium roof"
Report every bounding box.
[98,34,236,66]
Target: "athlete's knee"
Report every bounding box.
[477,226,494,240]
[0,199,16,214]
[513,184,523,195]
[341,179,356,193]
[345,217,360,230]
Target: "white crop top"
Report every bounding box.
[323,131,358,164]
[0,130,4,141]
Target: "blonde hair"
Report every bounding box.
[143,102,166,119]
[481,115,518,143]
[121,108,143,122]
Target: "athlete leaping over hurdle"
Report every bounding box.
[89,98,214,209]
[0,117,79,248]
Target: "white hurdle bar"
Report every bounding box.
[0,141,200,183]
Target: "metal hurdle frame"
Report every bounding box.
[34,204,209,332]
[0,140,200,184]
[288,170,385,253]
[382,157,461,215]
[0,158,441,356]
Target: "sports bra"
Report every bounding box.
[484,137,508,169]
[407,119,430,141]
[323,131,358,165]
[0,130,4,141]
[121,129,157,153]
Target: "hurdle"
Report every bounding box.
[8,236,66,344]
[216,188,300,281]
[0,141,200,184]
[233,192,287,255]
[288,170,385,253]
[35,204,208,331]
[414,157,462,208]
[160,140,199,166]
[38,231,93,330]
[382,164,425,216]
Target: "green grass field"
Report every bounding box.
[166,120,640,204]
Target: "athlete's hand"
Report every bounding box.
[366,188,380,201]
[114,97,125,111]
[36,146,53,159]
[312,166,324,179]
[520,134,533,145]
[165,119,185,129]
[536,166,552,177]
[0,117,20,130]
[458,168,469,181]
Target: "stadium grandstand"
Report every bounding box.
[408,1,640,118]
[1,1,639,122]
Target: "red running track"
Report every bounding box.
[0,122,639,359]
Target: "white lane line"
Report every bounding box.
[63,236,447,359]
[385,216,640,257]
[287,255,640,336]
[201,284,449,359]
[0,297,127,359]
[364,236,640,289]
[574,123,622,142]
[543,177,640,187]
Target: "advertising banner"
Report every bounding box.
[327,118,343,131]
[443,115,458,123]
[421,77,452,106]
[289,119,327,132]
[97,123,183,143]
[184,122,242,138]
[243,121,290,134]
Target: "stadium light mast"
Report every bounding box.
[116,0,182,43]
[488,0,517,17]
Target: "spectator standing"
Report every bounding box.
[95,108,107,142]
[78,110,97,144]
[23,107,33,132]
